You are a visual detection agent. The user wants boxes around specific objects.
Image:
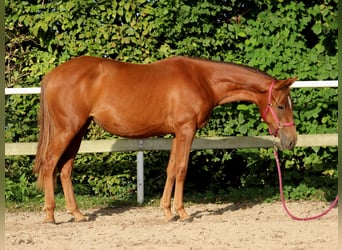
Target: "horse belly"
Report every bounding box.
[91,103,172,139]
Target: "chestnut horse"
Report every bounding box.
[34,56,297,223]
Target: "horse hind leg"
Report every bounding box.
[59,120,91,222]
[41,131,78,223]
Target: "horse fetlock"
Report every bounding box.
[160,205,173,220]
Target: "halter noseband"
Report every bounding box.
[262,80,295,137]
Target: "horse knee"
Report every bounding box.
[176,165,188,180]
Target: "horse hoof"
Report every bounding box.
[75,217,87,222]
[43,218,56,224]
[165,215,178,223]
[179,216,193,223]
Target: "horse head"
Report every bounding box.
[260,78,298,150]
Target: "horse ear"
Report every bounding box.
[275,77,298,90]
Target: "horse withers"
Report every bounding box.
[33,56,297,223]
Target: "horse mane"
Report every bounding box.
[179,56,273,79]
[224,62,273,79]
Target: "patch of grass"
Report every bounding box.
[5,194,138,213]
[6,185,333,213]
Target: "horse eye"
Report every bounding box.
[278,105,285,110]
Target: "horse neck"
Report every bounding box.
[202,62,273,106]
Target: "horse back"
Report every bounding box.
[41,56,215,137]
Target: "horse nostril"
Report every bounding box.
[288,140,296,150]
[281,139,296,150]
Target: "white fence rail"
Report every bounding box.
[4,81,339,95]
[4,81,338,203]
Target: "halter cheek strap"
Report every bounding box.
[262,80,295,136]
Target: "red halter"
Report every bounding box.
[262,80,295,136]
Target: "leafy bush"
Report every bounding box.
[5,0,337,202]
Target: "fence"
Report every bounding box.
[4,81,338,203]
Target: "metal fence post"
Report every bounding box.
[137,140,144,204]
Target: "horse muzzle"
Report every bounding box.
[278,129,297,150]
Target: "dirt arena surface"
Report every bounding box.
[5,201,338,250]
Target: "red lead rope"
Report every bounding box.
[264,80,338,220]
[273,147,338,221]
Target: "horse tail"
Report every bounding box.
[33,77,50,190]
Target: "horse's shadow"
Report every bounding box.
[84,205,136,222]
[190,202,256,220]
[78,201,258,223]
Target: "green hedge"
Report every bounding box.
[5,0,337,202]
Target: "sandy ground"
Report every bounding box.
[5,201,338,250]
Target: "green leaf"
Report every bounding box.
[237,31,246,37]
[237,104,249,111]
[312,22,322,35]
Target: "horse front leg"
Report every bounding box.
[160,138,177,221]
[161,125,195,221]
[173,132,193,221]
